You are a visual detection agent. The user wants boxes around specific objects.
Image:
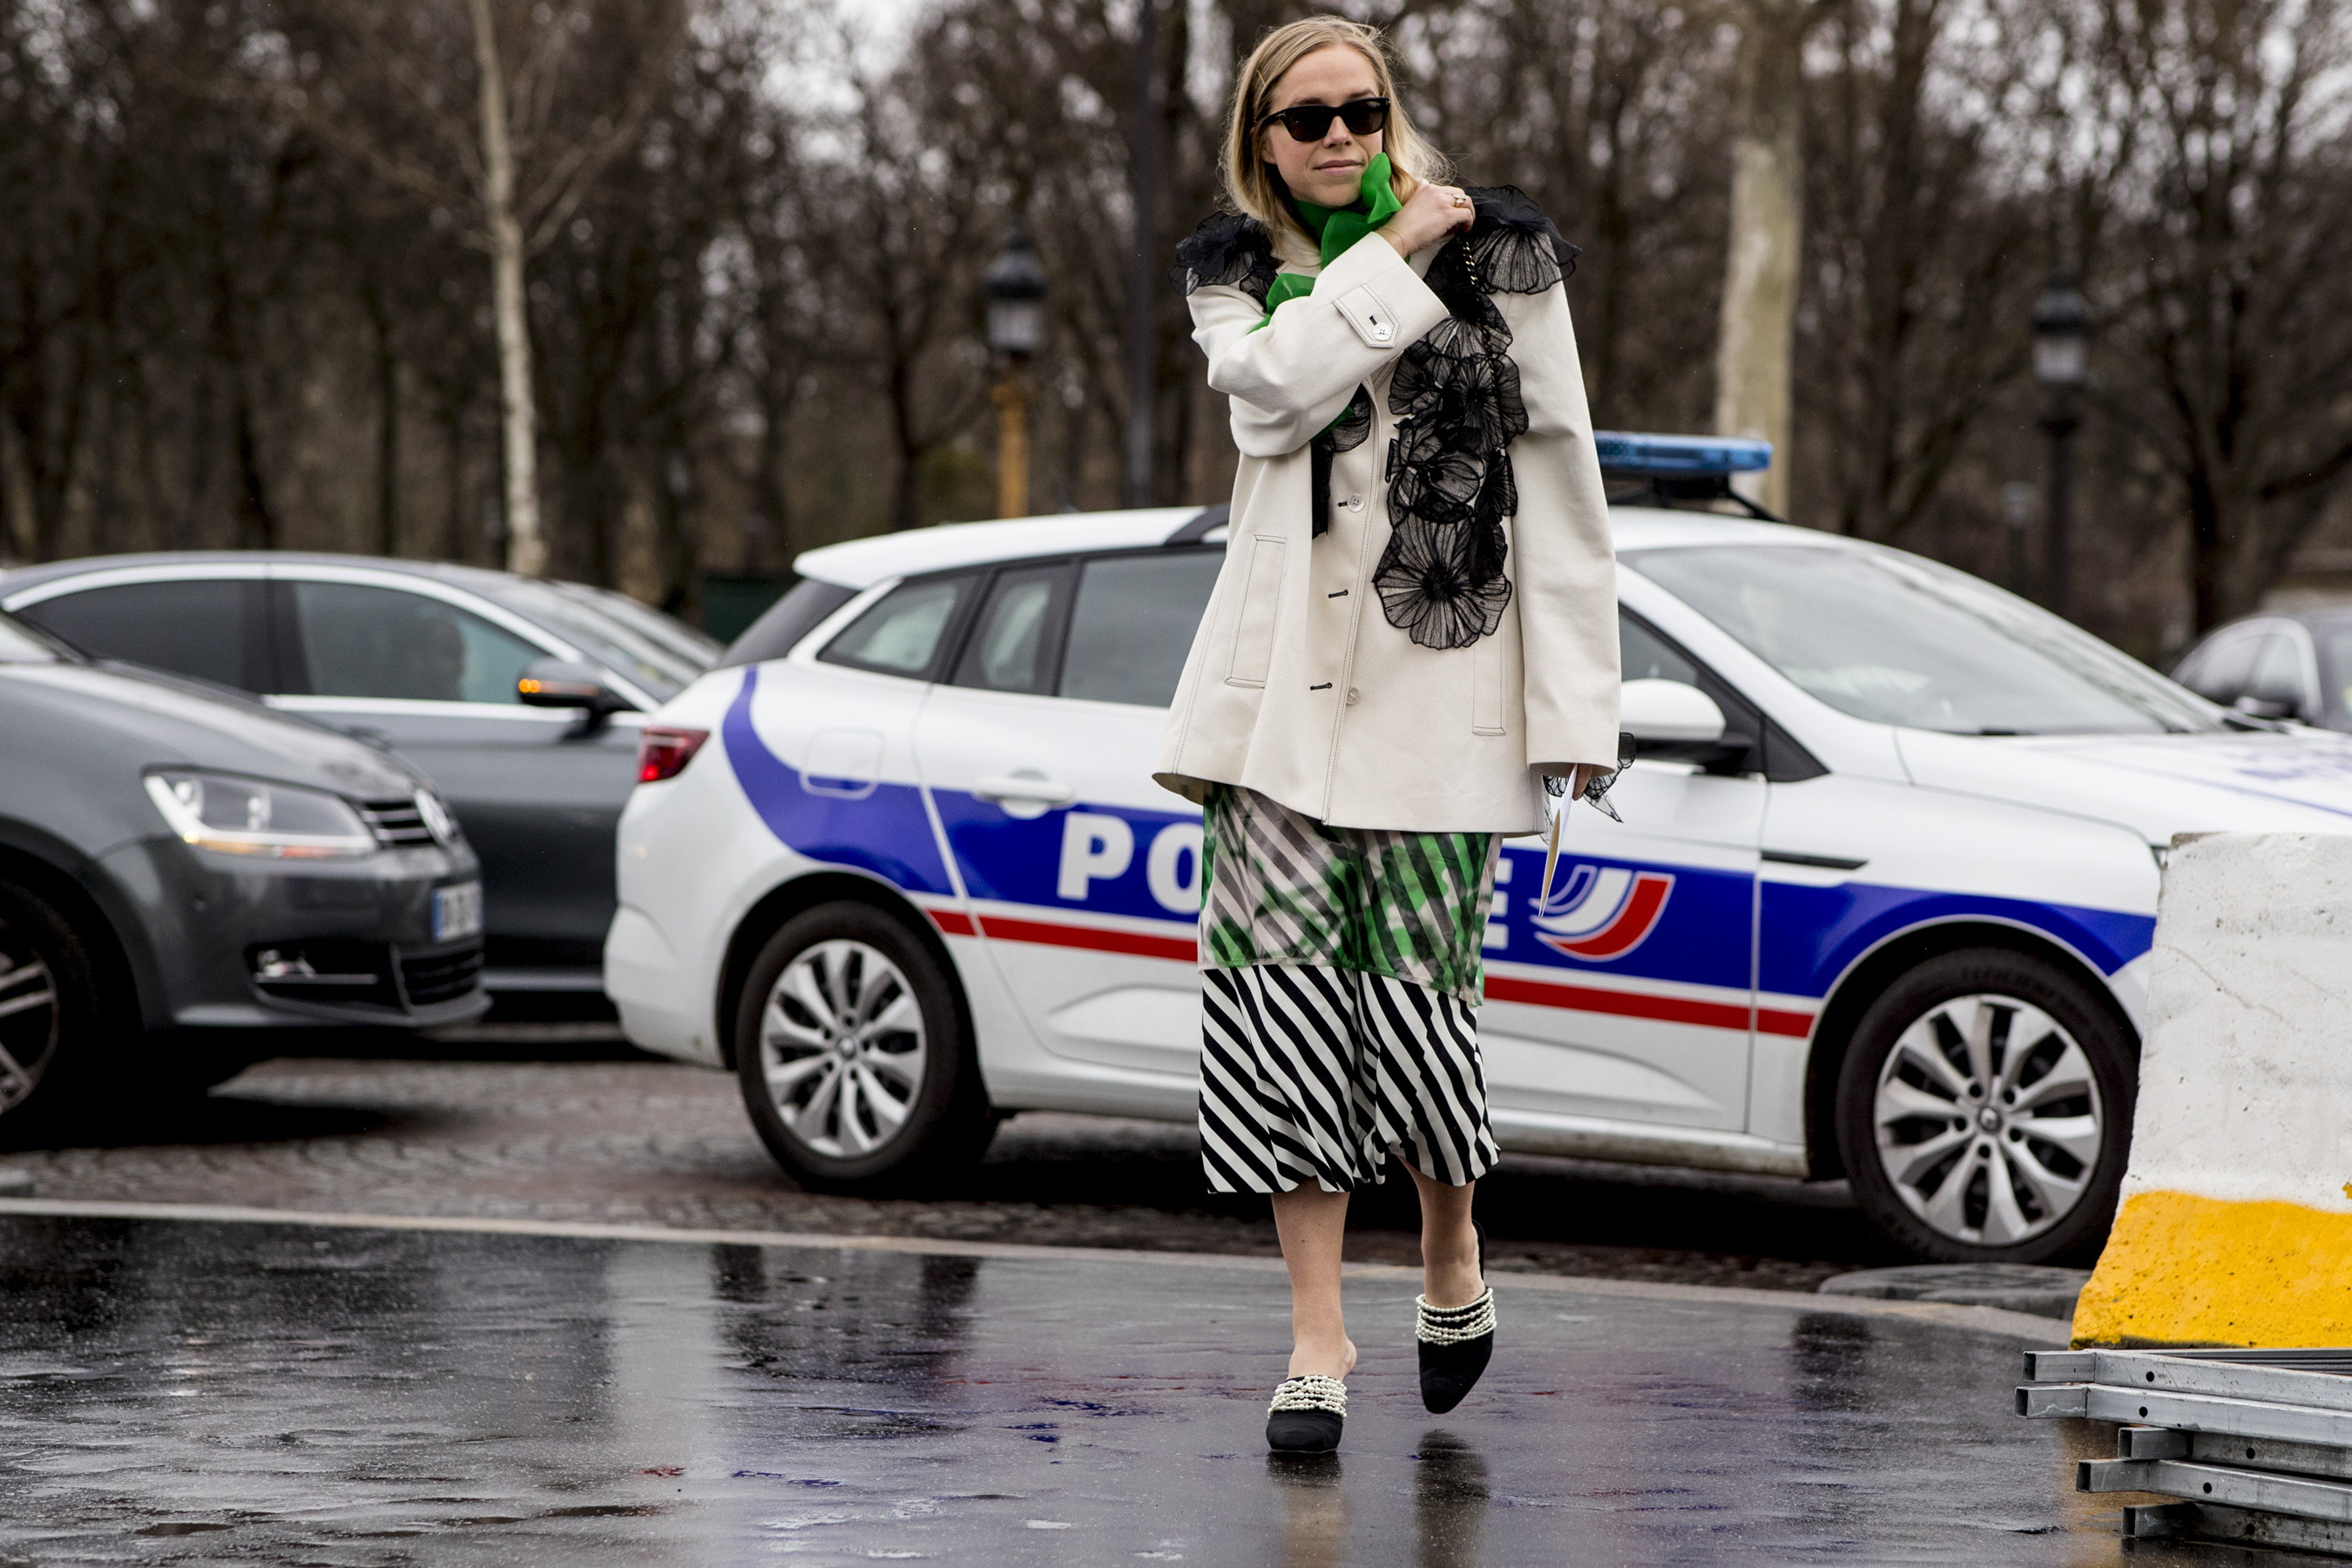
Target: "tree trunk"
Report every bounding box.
[470,0,544,577]
[362,267,399,556]
[1714,0,1814,518]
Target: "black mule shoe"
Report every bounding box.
[1417,1225,1495,1415]
[1266,1374,1348,1454]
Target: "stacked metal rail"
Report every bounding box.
[2019,1347,2352,1555]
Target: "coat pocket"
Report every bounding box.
[1224,537,1286,688]
[1471,627,1507,734]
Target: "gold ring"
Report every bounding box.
[1452,195,1470,207]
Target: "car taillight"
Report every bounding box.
[638,727,710,783]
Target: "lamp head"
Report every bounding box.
[984,220,1048,360]
[2031,276,2092,388]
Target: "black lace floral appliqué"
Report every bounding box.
[1311,384,1373,539]
[1171,191,1579,652]
[1170,212,1281,307]
[1375,186,1574,651]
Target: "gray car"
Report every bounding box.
[2171,607,2352,731]
[0,609,486,1123]
[0,553,720,999]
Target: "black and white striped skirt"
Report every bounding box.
[1196,787,1503,1194]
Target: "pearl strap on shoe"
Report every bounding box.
[1267,1375,1349,1417]
[1415,1287,1496,1345]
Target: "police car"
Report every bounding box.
[606,436,2352,1264]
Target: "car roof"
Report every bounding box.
[790,504,1853,588]
[793,508,1206,589]
[0,550,527,598]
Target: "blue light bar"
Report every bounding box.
[1592,431,1773,476]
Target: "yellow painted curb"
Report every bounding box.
[2074,1189,2352,1348]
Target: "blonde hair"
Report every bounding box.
[1221,17,1449,254]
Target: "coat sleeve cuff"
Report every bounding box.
[1316,235,1449,349]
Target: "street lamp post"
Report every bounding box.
[984,220,1048,520]
[2031,274,2091,620]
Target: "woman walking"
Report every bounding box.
[1156,16,1620,1454]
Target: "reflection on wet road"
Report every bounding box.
[0,1214,2131,1564]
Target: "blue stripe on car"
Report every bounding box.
[720,666,956,896]
[1760,882,2154,996]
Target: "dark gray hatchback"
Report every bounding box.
[0,611,487,1122]
[0,553,720,998]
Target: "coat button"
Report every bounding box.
[1344,494,1364,511]
[1346,687,1361,706]
[1372,323,1392,341]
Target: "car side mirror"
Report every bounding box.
[1621,678,1751,768]
[2233,693,2295,721]
[1622,679,1727,744]
[518,657,627,732]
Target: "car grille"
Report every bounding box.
[360,798,436,848]
[400,942,484,1007]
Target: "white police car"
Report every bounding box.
[605,436,2352,1264]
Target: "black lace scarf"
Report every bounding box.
[1171,187,1578,651]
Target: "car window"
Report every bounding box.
[2175,630,2260,702]
[564,583,724,666]
[2247,633,2307,713]
[12,578,266,690]
[954,565,1071,696]
[1061,551,1224,707]
[1621,611,1701,686]
[819,575,976,680]
[1626,544,2222,735]
[721,578,859,669]
[287,580,546,704]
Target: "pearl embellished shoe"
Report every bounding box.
[1265,1374,1348,1454]
[1417,1226,1494,1414]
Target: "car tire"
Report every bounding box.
[0,875,120,1127]
[733,901,994,1193]
[1835,948,2135,1265]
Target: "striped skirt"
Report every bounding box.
[1196,785,1504,1194]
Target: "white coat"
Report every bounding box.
[1152,210,1620,835]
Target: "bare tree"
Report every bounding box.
[1714,0,1825,515]
[2083,0,2352,629]
[280,0,687,573]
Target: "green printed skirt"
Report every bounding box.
[1196,785,1503,1193]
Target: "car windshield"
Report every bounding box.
[1625,543,2225,735]
[487,581,716,700]
[0,611,62,663]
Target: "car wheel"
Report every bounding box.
[1835,948,2134,1265]
[0,876,114,1124]
[733,901,994,1193]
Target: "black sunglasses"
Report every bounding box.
[1259,96,1390,143]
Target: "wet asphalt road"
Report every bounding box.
[0,1027,1896,1293]
[0,1213,2127,1565]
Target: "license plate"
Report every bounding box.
[432,882,483,943]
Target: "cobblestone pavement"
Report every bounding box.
[0,1025,1894,1292]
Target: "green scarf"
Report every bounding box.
[1251,153,1402,329]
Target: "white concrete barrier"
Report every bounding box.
[2074,832,2352,1347]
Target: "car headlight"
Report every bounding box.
[144,771,376,860]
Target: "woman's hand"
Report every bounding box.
[1382,179,1475,259]
[1568,763,1605,799]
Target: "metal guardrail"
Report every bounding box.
[2020,1346,2352,1553]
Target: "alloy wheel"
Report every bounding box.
[1871,991,2105,1248]
[756,938,929,1159]
[0,918,58,1113]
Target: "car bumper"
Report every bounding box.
[98,835,491,1030]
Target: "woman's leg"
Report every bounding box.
[1408,1166,1484,1307]
[1271,1183,1357,1379]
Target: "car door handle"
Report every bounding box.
[973,774,1077,805]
